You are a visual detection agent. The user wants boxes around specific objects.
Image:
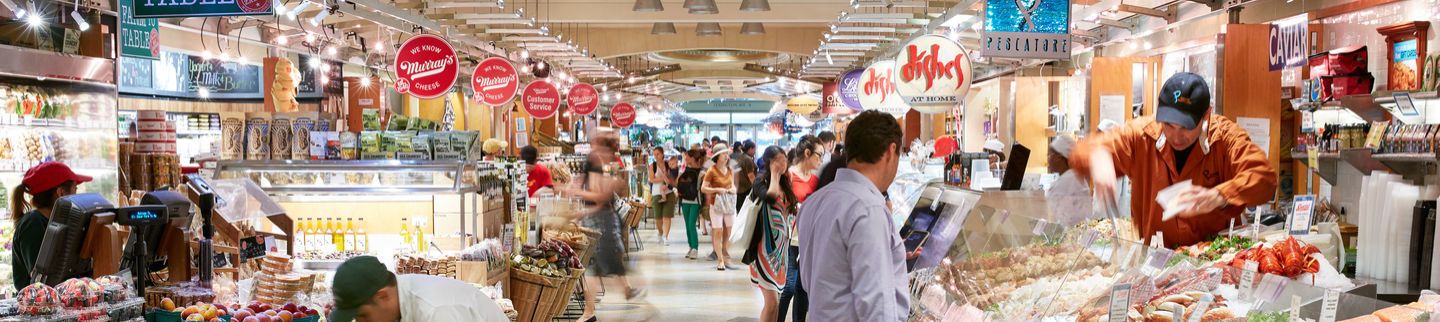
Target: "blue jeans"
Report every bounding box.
[777,246,807,322]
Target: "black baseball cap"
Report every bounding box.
[329,256,394,322]
[1156,72,1212,129]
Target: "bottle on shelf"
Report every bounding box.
[400,217,412,250]
[414,216,426,253]
[298,218,310,253]
[319,218,331,252]
[343,218,357,252]
[331,217,346,252]
[357,218,369,252]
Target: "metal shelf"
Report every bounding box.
[215,160,480,195]
[217,160,471,172]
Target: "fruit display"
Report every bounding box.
[1227,236,1321,278]
[17,283,59,316]
[55,278,102,309]
[233,300,320,322]
[512,240,583,278]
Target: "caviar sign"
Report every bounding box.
[858,60,910,118]
[472,57,519,106]
[567,83,600,116]
[981,0,1070,60]
[521,81,561,119]
[132,0,271,18]
[394,34,459,99]
[611,102,637,128]
[895,35,973,113]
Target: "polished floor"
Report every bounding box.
[588,225,768,322]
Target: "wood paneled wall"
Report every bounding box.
[1222,24,1284,169]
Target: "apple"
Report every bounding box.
[242,317,260,322]
[185,313,205,321]
[293,312,308,319]
[304,308,319,316]
[255,315,273,322]
[203,306,219,320]
[263,310,277,317]
[233,309,253,321]
[283,303,298,312]
[161,298,177,311]
[181,306,202,318]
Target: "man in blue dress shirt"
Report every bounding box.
[797,110,909,321]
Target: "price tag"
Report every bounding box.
[1257,273,1291,303]
[1290,195,1315,235]
[1240,260,1258,299]
[1172,306,1185,322]
[1319,289,1339,322]
[1187,293,1215,322]
[1109,284,1132,322]
[1033,219,1048,235]
[1301,110,1315,133]
[1148,248,1175,270]
[239,236,266,260]
[997,210,1010,225]
[1291,295,1302,321]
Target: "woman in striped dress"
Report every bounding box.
[747,146,794,322]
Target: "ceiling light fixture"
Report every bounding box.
[651,22,677,35]
[24,11,41,26]
[70,9,87,31]
[286,1,310,20]
[276,35,289,45]
[304,32,316,43]
[360,76,372,87]
[271,0,286,17]
[684,0,717,14]
[738,0,769,11]
[740,22,765,35]
[632,0,663,12]
[696,22,722,37]
[309,6,329,26]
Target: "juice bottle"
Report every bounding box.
[400,218,412,250]
[414,216,426,253]
[332,217,347,252]
[343,218,357,252]
[294,218,306,253]
[357,218,370,252]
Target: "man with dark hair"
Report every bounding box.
[521,146,552,197]
[733,140,758,213]
[798,110,908,322]
[329,256,507,322]
[817,131,837,153]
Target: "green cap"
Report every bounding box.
[329,256,393,322]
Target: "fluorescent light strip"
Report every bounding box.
[452,12,523,19]
[826,35,898,41]
[427,1,502,8]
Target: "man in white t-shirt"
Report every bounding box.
[328,256,509,322]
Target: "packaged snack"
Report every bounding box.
[360,132,380,154]
[361,109,381,131]
[316,112,335,131]
[245,112,271,160]
[339,132,358,160]
[390,132,415,153]
[309,131,331,160]
[411,132,433,160]
[18,283,59,316]
[291,112,318,160]
[270,113,294,160]
[452,132,479,159]
[387,115,409,131]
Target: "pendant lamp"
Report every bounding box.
[696,23,722,37]
[651,22,677,35]
[632,0,663,12]
[740,22,765,35]
[739,0,770,12]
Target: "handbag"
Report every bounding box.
[729,193,762,257]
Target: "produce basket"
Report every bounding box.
[545,268,587,318]
[509,267,584,322]
[623,200,648,230]
[577,230,602,265]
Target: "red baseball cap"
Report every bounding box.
[22,162,92,193]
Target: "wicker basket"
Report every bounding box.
[509,267,584,322]
[545,268,587,318]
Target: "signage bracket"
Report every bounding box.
[1118,4,1178,24]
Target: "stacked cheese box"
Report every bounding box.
[134,110,175,154]
[253,253,314,305]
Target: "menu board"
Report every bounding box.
[120,51,265,99]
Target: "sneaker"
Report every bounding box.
[707,252,717,261]
[686,249,698,259]
[662,238,669,246]
[626,288,648,301]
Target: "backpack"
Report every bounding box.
[677,168,701,201]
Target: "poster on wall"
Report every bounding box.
[472,57,520,106]
[119,0,159,60]
[894,35,973,112]
[567,83,600,116]
[1391,39,1421,91]
[981,0,1070,60]
[838,69,866,112]
[1268,14,1308,71]
[611,103,637,128]
[858,60,911,118]
[297,54,342,98]
[521,81,561,119]
[393,34,459,99]
[132,0,272,18]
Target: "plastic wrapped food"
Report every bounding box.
[18,283,60,316]
[55,278,102,308]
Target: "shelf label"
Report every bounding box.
[1108,283,1131,322]
[1147,248,1174,270]
[1187,293,1214,322]
[1319,289,1339,322]
[1240,260,1258,300]
[1032,219,1047,236]
[1290,295,1302,321]
[1290,195,1315,235]
[1307,146,1319,169]
[1256,273,1291,304]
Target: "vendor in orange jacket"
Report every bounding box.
[1070,72,1277,248]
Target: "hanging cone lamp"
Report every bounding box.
[651,22,677,35]
[739,0,770,12]
[740,22,765,35]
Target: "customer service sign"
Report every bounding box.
[981,0,1071,60]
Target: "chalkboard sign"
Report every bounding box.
[118,56,153,89]
[239,236,266,260]
[186,54,261,94]
[294,54,344,99]
[121,50,265,99]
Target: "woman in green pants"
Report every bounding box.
[676,147,706,259]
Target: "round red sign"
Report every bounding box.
[393,34,459,99]
[521,81,561,119]
[472,57,519,106]
[611,102,637,128]
[567,83,599,116]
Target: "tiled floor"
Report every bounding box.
[589,226,766,322]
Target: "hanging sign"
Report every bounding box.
[472,57,520,106]
[611,102,637,128]
[894,35,973,112]
[567,83,600,116]
[981,0,1071,60]
[132,0,272,18]
[859,60,911,118]
[838,69,866,112]
[521,81,561,119]
[119,0,160,60]
[786,95,821,115]
[393,34,459,99]
[1268,14,1309,71]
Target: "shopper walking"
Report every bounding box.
[676,147,706,259]
[703,143,739,270]
[574,129,646,322]
[648,147,678,246]
[778,139,821,322]
[734,141,758,214]
[748,146,795,322]
[798,110,909,322]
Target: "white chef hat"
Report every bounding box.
[1050,135,1075,156]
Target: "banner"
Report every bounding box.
[567,83,600,116]
[786,95,820,115]
[1268,14,1309,71]
[981,0,1071,60]
[895,35,973,112]
[521,81,561,119]
[119,0,159,59]
[611,103,636,128]
[394,34,459,99]
[859,60,910,118]
[838,69,865,112]
[132,0,272,18]
[822,82,854,115]
[472,57,519,106]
